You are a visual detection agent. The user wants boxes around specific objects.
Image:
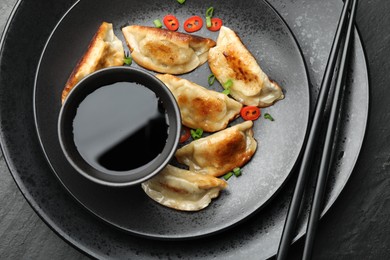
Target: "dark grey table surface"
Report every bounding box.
[1,0,389,259]
[0,1,87,259]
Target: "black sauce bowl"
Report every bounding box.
[58,67,181,187]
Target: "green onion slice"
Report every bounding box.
[153,19,163,28]
[222,79,233,95]
[223,172,233,180]
[264,113,275,121]
[233,167,241,177]
[206,16,212,27]
[190,128,204,140]
[123,51,132,65]
[208,74,216,86]
[224,79,233,88]
[177,0,185,4]
[222,88,230,95]
[206,6,214,17]
[123,57,132,65]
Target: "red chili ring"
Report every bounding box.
[179,126,191,143]
[240,106,261,121]
[163,14,179,31]
[184,16,203,33]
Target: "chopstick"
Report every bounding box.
[302,0,358,259]
[276,0,357,259]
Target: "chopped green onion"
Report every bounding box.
[190,128,203,140]
[205,7,214,28]
[206,6,214,18]
[153,19,162,28]
[206,16,212,27]
[223,171,233,180]
[208,73,216,86]
[222,88,230,95]
[123,52,132,65]
[233,167,241,177]
[264,113,275,121]
[177,0,186,4]
[123,56,132,65]
[222,79,233,95]
[224,79,233,88]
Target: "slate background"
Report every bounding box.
[1,0,389,259]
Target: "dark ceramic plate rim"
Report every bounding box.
[0,0,369,259]
[32,0,310,240]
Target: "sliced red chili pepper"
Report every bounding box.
[207,17,223,31]
[184,16,203,33]
[163,14,179,31]
[179,126,191,143]
[240,106,261,121]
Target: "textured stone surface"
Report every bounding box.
[289,0,390,259]
[0,1,87,259]
[0,0,389,259]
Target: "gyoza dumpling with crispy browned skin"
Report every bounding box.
[156,74,242,132]
[62,22,125,103]
[122,25,216,74]
[208,26,284,107]
[175,121,257,177]
[142,165,227,211]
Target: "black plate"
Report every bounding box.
[0,0,369,258]
[33,0,309,239]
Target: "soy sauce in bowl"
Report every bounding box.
[73,82,169,172]
[58,67,181,187]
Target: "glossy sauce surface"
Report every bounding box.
[73,82,169,172]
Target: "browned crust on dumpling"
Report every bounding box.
[122,25,216,74]
[208,26,284,107]
[61,22,124,103]
[141,165,227,211]
[222,48,261,85]
[125,26,216,51]
[159,169,228,192]
[198,125,255,176]
[175,121,257,177]
[156,74,242,132]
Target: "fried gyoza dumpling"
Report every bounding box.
[208,26,284,107]
[122,25,216,74]
[156,74,242,132]
[175,121,257,177]
[142,165,227,211]
[62,22,125,103]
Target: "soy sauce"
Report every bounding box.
[72,82,169,172]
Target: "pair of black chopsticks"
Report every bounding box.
[276,0,358,259]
